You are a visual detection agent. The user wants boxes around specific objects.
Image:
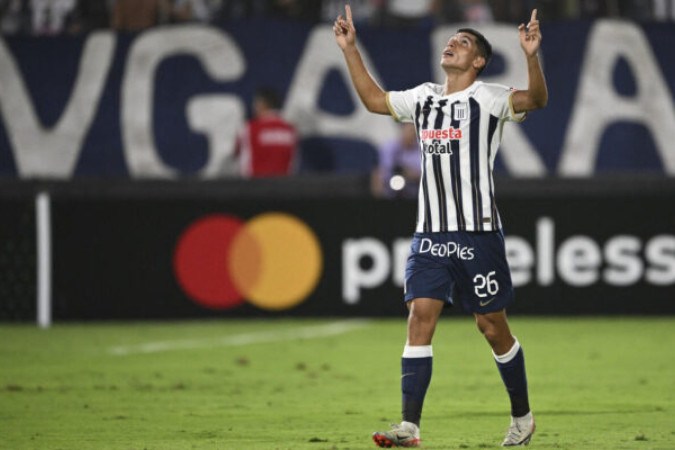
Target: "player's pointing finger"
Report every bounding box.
[530,9,538,22]
[346,4,353,24]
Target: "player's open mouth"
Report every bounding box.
[443,51,454,57]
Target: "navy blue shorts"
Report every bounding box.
[404,230,514,314]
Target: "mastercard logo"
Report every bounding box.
[173,212,323,311]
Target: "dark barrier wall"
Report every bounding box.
[0,196,36,320]
[1,178,673,321]
[1,20,675,178]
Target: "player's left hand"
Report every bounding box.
[334,5,356,50]
[518,9,541,57]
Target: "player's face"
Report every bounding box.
[440,33,483,72]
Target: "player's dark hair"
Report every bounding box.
[255,87,282,110]
[457,28,492,75]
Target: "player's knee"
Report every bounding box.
[408,300,441,323]
[475,315,488,333]
[476,319,515,353]
[475,317,500,344]
[477,322,498,343]
[408,311,436,335]
[407,311,438,343]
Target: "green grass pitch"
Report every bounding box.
[1,317,674,449]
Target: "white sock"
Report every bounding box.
[493,338,521,364]
[402,345,433,358]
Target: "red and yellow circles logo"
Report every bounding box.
[173,212,323,311]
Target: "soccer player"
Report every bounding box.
[333,5,548,448]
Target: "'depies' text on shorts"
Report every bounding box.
[418,238,475,260]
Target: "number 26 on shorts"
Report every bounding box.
[473,271,499,298]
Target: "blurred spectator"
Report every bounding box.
[209,0,265,21]
[533,0,579,21]
[459,0,493,22]
[236,87,299,178]
[652,0,675,20]
[4,0,665,36]
[372,122,421,199]
[431,0,463,23]
[322,0,378,25]
[383,0,434,26]
[578,0,617,18]
[488,0,530,22]
[68,0,110,33]
[172,0,220,22]
[265,0,321,22]
[488,0,654,22]
[110,0,170,31]
[30,0,76,35]
[620,0,653,20]
[0,0,30,34]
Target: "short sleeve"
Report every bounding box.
[480,83,527,123]
[386,86,421,123]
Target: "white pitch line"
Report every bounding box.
[108,319,370,356]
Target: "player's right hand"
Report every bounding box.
[333,5,356,49]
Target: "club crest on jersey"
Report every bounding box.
[453,102,468,121]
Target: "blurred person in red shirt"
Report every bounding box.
[236,88,298,178]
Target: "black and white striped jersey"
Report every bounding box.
[386,81,525,233]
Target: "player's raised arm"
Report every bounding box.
[334,5,389,115]
[511,9,548,113]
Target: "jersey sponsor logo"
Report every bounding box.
[420,127,463,141]
[418,238,475,260]
[174,212,322,311]
[422,139,453,155]
[420,128,462,155]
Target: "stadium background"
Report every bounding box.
[1,7,675,322]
